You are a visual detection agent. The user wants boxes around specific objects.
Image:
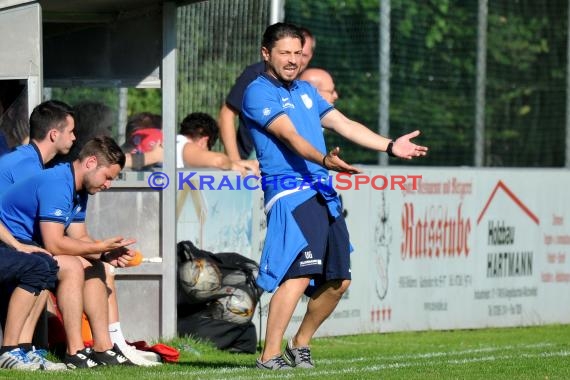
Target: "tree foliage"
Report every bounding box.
[285,0,568,167]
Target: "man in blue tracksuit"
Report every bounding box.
[242,22,428,370]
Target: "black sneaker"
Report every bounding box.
[284,338,315,368]
[64,347,99,369]
[91,344,133,366]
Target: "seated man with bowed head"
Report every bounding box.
[0,137,139,369]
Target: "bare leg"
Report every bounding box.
[81,259,113,352]
[104,263,119,324]
[3,288,37,346]
[54,256,85,355]
[17,290,49,344]
[293,279,351,347]
[260,277,310,362]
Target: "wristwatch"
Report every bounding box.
[386,141,396,157]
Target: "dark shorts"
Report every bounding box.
[11,240,59,290]
[0,246,58,295]
[281,194,351,296]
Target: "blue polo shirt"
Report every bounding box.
[0,163,87,245]
[0,143,44,192]
[242,73,346,292]
[242,73,334,202]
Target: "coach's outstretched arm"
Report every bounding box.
[321,109,428,159]
[267,114,361,174]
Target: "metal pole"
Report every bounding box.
[474,0,488,167]
[378,0,391,165]
[161,1,178,339]
[118,87,128,144]
[564,1,570,168]
[269,0,284,24]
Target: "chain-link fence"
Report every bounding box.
[177,0,568,167]
[43,0,560,167]
[284,0,569,167]
[177,0,271,122]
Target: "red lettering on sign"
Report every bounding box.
[401,203,471,259]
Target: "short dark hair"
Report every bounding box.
[262,22,304,52]
[299,26,316,51]
[125,112,162,138]
[179,112,219,150]
[29,100,74,140]
[78,136,125,169]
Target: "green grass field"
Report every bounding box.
[2,324,569,379]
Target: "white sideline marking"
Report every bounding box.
[318,342,554,364]
[223,351,570,379]
[164,343,567,379]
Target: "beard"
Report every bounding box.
[267,64,299,84]
[83,173,104,195]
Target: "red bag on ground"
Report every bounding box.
[128,340,180,363]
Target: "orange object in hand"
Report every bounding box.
[126,250,143,267]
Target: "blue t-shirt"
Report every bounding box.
[242,73,334,201]
[0,143,44,192]
[0,163,87,244]
[226,61,266,159]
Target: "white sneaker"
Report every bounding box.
[131,346,162,363]
[26,347,67,371]
[133,347,162,363]
[0,348,41,371]
[120,345,161,366]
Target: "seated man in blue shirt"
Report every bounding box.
[0,100,158,367]
[0,100,76,370]
[0,136,137,369]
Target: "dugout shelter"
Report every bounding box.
[0,0,202,340]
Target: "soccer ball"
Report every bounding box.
[178,258,222,303]
[207,286,255,324]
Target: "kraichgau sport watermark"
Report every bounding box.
[147,172,422,191]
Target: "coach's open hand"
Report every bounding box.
[391,130,428,159]
[323,147,362,174]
